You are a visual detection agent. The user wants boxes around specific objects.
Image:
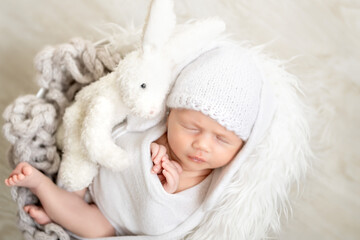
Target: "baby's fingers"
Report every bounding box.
[162,161,180,193]
[151,144,167,165]
[150,143,159,159]
[162,169,177,194]
[151,163,162,174]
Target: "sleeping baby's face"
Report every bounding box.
[166,109,244,174]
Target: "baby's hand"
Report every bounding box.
[150,143,167,174]
[161,156,182,194]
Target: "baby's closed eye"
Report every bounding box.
[182,124,199,132]
[216,135,230,144]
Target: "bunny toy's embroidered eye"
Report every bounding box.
[140,83,147,89]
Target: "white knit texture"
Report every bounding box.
[167,45,263,140]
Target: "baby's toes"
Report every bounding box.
[13,175,20,183]
[24,205,31,213]
[17,174,25,181]
[4,178,11,186]
[24,205,51,225]
[7,177,16,185]
[22,166,32,176]
[24,205,40,216]
[14,174,26,183]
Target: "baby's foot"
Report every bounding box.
[24,205,51,225]
[5,162,45,193]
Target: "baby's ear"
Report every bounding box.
[141,0,176,54]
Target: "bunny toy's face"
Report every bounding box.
[117,50,174,119]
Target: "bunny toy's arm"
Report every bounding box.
[58,72,129,191]
[57,99,99,191]
[80,74,130,171]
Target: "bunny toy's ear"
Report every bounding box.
[165,17,226,68]
[142,0,176,54]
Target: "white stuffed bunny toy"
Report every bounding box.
[57,0,226,191]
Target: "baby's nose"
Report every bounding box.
[193,135,211,152]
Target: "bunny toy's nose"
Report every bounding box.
[149,107,158,115]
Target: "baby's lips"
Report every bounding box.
[188,155,206,163]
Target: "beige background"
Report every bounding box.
[1,0,359,239]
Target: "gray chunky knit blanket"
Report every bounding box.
[3,38,121,240]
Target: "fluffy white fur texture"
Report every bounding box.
[58,0,226,191]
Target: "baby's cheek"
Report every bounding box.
[176,135,190,152]
[214,149,235,167]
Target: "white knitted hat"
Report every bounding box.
[167,45,263,140]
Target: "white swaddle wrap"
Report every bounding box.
[89,122,213,238]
